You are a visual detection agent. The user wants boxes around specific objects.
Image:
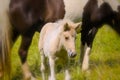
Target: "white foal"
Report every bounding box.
[38,19,81,80]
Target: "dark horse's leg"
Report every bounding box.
[18,32,35,80]
[80,1,99,71]
[80,2,114,71]
[80,26,98,71]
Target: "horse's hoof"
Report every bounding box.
[48,76,56,80]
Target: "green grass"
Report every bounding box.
[11,25,120,80]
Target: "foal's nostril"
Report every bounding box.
[68,52,76,58]
[68,50,77,58]
[71,53,77,58]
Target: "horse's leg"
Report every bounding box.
[65,69,71,80]
[64,58,71,80]
[40,49,47,80]
[12,29,20,42]
[81,27,98,71]
[80,43,85,65]
[18,34,35,80]
[81,43,91,71]
[48,56,55,80]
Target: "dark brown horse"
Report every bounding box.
[1,0,120,80]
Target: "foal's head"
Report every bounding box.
[60,20,81,58]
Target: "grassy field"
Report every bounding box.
[11,25,120,80]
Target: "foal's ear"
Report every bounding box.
[74,22,82,33]
[64,23,70,31]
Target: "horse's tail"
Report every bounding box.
[1,16,12,80]
[0,0,12,79]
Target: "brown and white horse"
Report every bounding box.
[1,0,120,80]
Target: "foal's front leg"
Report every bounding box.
[48,56,55,80]
[65,59,71,80]
[40,49,46,80]
[65,69,71,80]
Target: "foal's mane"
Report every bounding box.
[55,19,75,31]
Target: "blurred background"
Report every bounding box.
[0,0,120,80]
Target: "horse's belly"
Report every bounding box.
[63,0,88,22]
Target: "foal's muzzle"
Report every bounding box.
[68,50,77,58]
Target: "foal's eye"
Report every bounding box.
[65,37,69,40]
